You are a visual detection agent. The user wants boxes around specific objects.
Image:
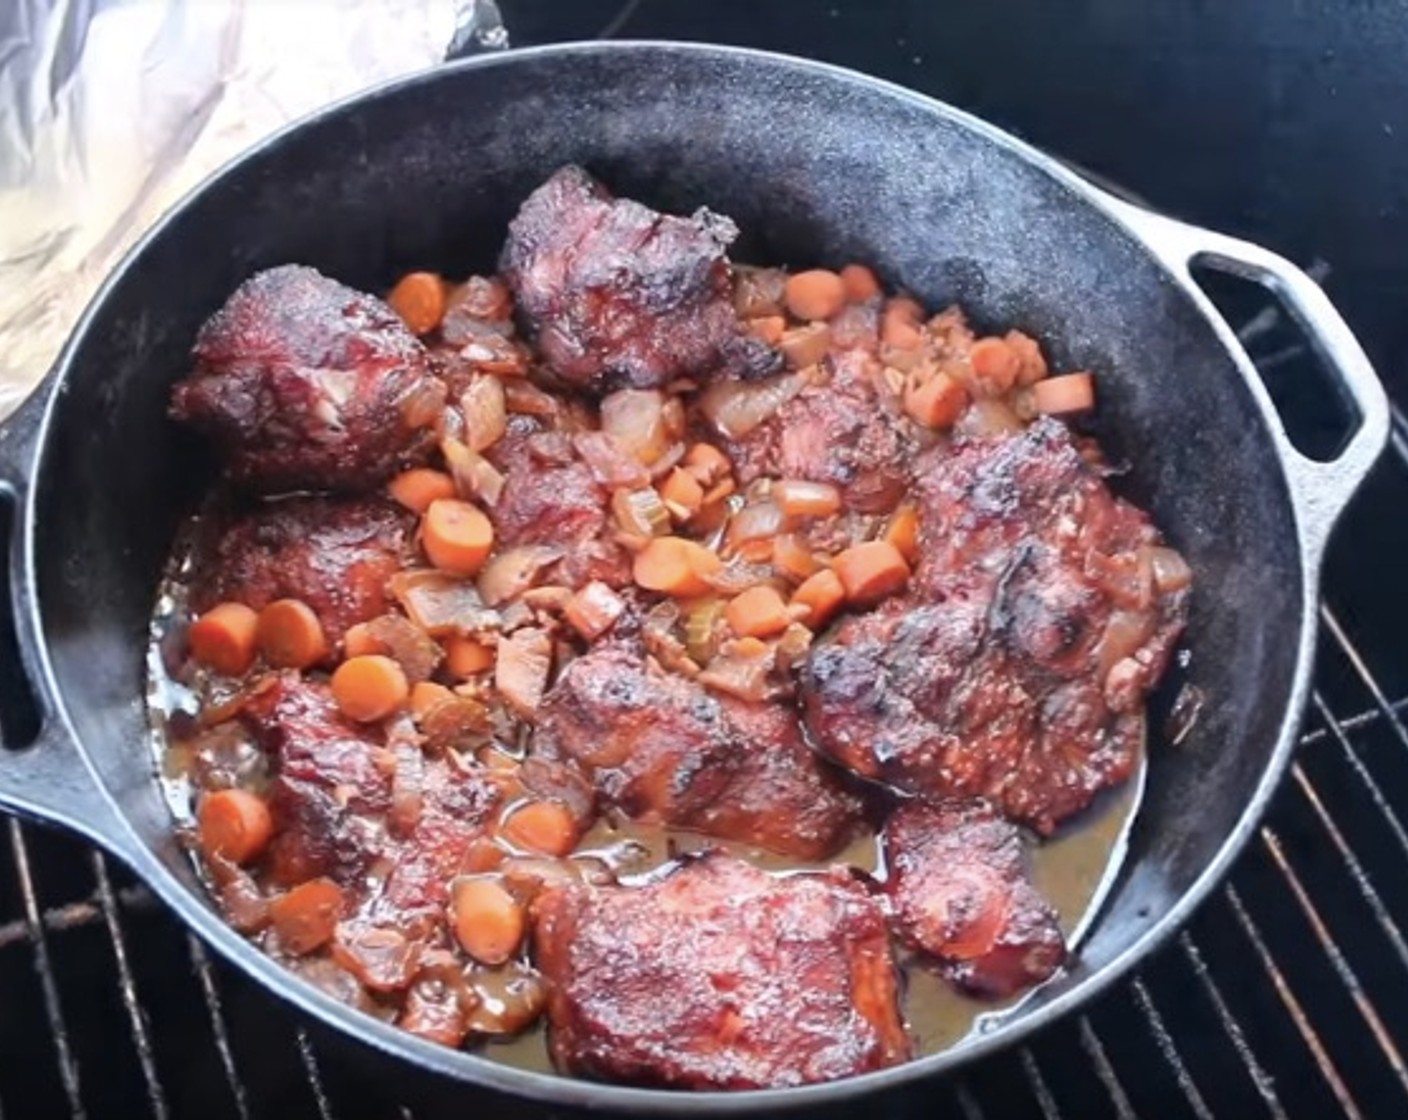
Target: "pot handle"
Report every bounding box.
[0,385,136,858]
[1103,197,1390,558]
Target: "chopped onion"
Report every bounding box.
[697,372,806,440]
[442,435,506,506]
[504,379,560,416]
[331,924,421,993]
[773,622,815,671]
[612,487,671,537]
[600,389,670,465]
[1088,550,1154,611]
[476,546,564,607]
[733,265,787,317]
[399,377,448,430]
[574,431,652,488]
[365,614,444,682]
[1147,546,1193,594]
[1096,608,1158,679]
[389,570,500,637]
[724,501,785,551]
[419,693,492,753]
[684,599,726,664]
[699,642,779,702]
[460,376,507,452]
[779,324,831,369]
[642,601,699,677]
[955,398,1023,439]
[495,628,552,719]
[465,964,548,1037]
[703,560,776,596]
[772,533,821,582]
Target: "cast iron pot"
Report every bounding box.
[0,42,1389,1114]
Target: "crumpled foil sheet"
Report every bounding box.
[0,0,503,420]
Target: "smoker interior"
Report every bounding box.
[4,2,1408,1118]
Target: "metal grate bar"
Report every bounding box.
[1076,1017,1136,1120]
[1311,693,1408,861]
[1128,978,1213,1120]
[187,935,252,1120]
[1320,605,1408,751]
[297,1029,336,1120]
[1176,932,1288,1120]
[1298,696,1408,748]
[0,882,153,950]
[8,819,86,1119]
[1018,1047,1061,1120]
[1259,826,1408,1098]
[1223,884,1362,1118]
[1290,761,1408,971]
[90,852,169,1120]
[955,1081,986,1120]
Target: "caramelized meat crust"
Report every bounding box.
[883,800,1065,997]
[532,854,910,1088]
[499,166,778,392]
[192,495,414,645]
[170,265,442,493]
[534,644,863,857]
[803,420,1188,833]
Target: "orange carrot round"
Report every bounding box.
[790,568,846,628]
[784,269,847,321]
[342,622,387,660]
[633,536,723,597]
[421,498,494,576]
[839,263,882,303]
[726,585,791,639]
[500,800,578,857]
[188,602,259,676]
[904,370,968,430]
[658,467,705,520]
[834,541,910,606]
[563,582,626,641]
[387,271,447,335]
[268,878,344,955]
[969,337,1021,393]
[883,504,921,565]
[331,654,410,722]
[256,599,328,669]
[451,878,524,965]
[197,788,273,865]
[772,533,821,583]
[443,634,495,677]
[410,680,455,720]
[389,468,456,514]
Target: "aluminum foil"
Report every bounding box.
[0,0,504,419]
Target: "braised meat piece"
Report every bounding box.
[533,854,909,1088]
[532,644,740,823]
[534,644,863,857]
[882,800,1065,998]
[688,697,865,861]
[170,265,443,493]
[802,419,1188,833]
[241,675,390,887]
[486,426,629,589]
[722,349,913,513]
[192,496,414,645]
[499,165,778,393]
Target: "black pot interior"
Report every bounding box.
[29,44,1303,1081]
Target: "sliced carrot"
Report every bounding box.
[387,271,446,335]
[747,315,786,346]
[883,504,921,565]
[197,788,272,865]
[779,323,832,368]
[342,622,387,660]
[268,878,344,956]
[840,263,882,303]
[658,467,705,520]
[772,479,842,518]
[784,269,847,321]
[188,602,259,676]
[790,569,846,629]
[389,468,456,514]
[726,585,791,639]
[410,680,455,720]
[256,599,327,669]
[904,370,968,430]
[563,581,626,641]
[500,800,578,857]
[882,296,925,350]
[331,654,410,722]
[421,498,494,576]
[772,533,821,583]
[633,536,724,598]
[443,634,496,677]
[1033,371,1095,415]
[683,442,732,487]
[834,541,910,606]
[451,877,524,965]
[969,336,1021,393]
